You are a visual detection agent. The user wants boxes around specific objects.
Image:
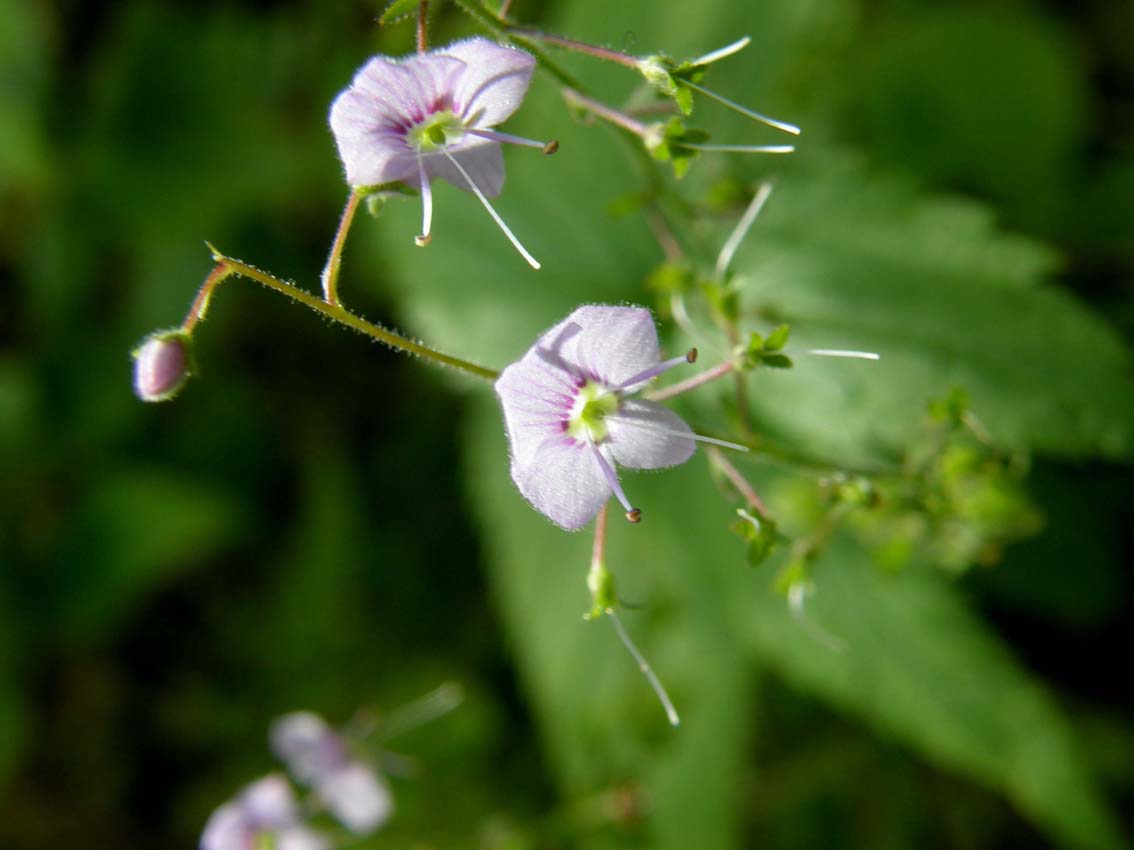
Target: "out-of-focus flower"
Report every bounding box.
[132,330,193,402]
[271,711,392,833]
[200,774,328,850]
[329,37,549,267]
[495,305,743,530]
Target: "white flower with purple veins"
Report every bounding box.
[270,711,392,834]
[200,774,327,850]
[329,37,548,268]
[496,305,744,530]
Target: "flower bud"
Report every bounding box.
[132,330,194,402]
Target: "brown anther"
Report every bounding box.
[543,140,560,155]
[625,508,642,523]
[686,347,698,363]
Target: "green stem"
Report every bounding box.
[508,27,640,69]
[190,246,500,381]
[320,188,363,306]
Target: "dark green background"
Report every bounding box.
[1,0,1130,848]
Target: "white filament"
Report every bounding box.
[688,35,751,67]
[415,155,433,247]
[680,79,801,136]
[441,149,540,269]
[607,609,680,727]
[804,349,880,360]
[716,181,773,279]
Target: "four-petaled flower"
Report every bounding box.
[329,37,548,268]
[496,305,738,530]
[270,711,393,834]
[200,774,328,850]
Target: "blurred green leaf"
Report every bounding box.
[54,468,246,639]
[380,0,424,26]
[465,395,1122,850]
[722,152,1134,464]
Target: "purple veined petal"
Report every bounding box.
[270,712,346,785]
[442,38,536,127]
[240,774,300,826]
[319,764,394,833]
[199,802,246,850]
[496,361,578,469]
[512,435,612,530]
[329,54,465,188]
[329,88,420,187]
[606,399,697,470]
[560,306,661,388]
[423,139,505,197]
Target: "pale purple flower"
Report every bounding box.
[270,711,392,834]
[132,330,193,402]
[495,305,744,530]
[329,37,547,268]
[200,774,328,850]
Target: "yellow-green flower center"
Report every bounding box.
[408,111,466,152]
[567,381,620,443]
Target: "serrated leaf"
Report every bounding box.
[465,400,1124,850]
[721,151,1134,463]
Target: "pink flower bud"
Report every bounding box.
[132,331,193,402]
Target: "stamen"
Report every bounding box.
[612,415,750,452]
[588,441,637,517]
[679,79,801,136]
[612,350,697,392]
[465,127,557,152]
[803,349,880,360]
[688,35,751,67]
[606,609,680,726]
[716,181,773,279]
[788,582,846,653]
[675,143,795,154]
[415,155,433,247]
[441,149,541,270]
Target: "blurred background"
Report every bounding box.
[1,0,1131,848]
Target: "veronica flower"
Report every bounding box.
[200,774,327,850]
[329,37,550,268]
[270,711,392,834]
[495,305,746,530]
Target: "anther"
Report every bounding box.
[686,347,698,363]
[543,140,559,155]
[414,234,432,247]
[625,508,642,523]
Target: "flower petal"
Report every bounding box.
[276,828,332,850]
[269,712,344,785]
[320,764,394,833]
[560,305,661,388]
[200,802,248,850]
[443,38,536,127]
[240,774,298,826]
[607,399,696,469]
[424,140,505,197]
[329,54,464,187]
[512,436,611,530]
[496,349,580,468]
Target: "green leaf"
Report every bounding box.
[723,151,1134,464]
[53,468,246,639]
[379,0,424,25]
[465,396,1122,850]
[747,537,1124,850]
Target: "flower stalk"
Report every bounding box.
[320,188,364,306]
[187,246,499,381]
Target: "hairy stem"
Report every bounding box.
[189,247,499,381]
[320,188,363,306]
